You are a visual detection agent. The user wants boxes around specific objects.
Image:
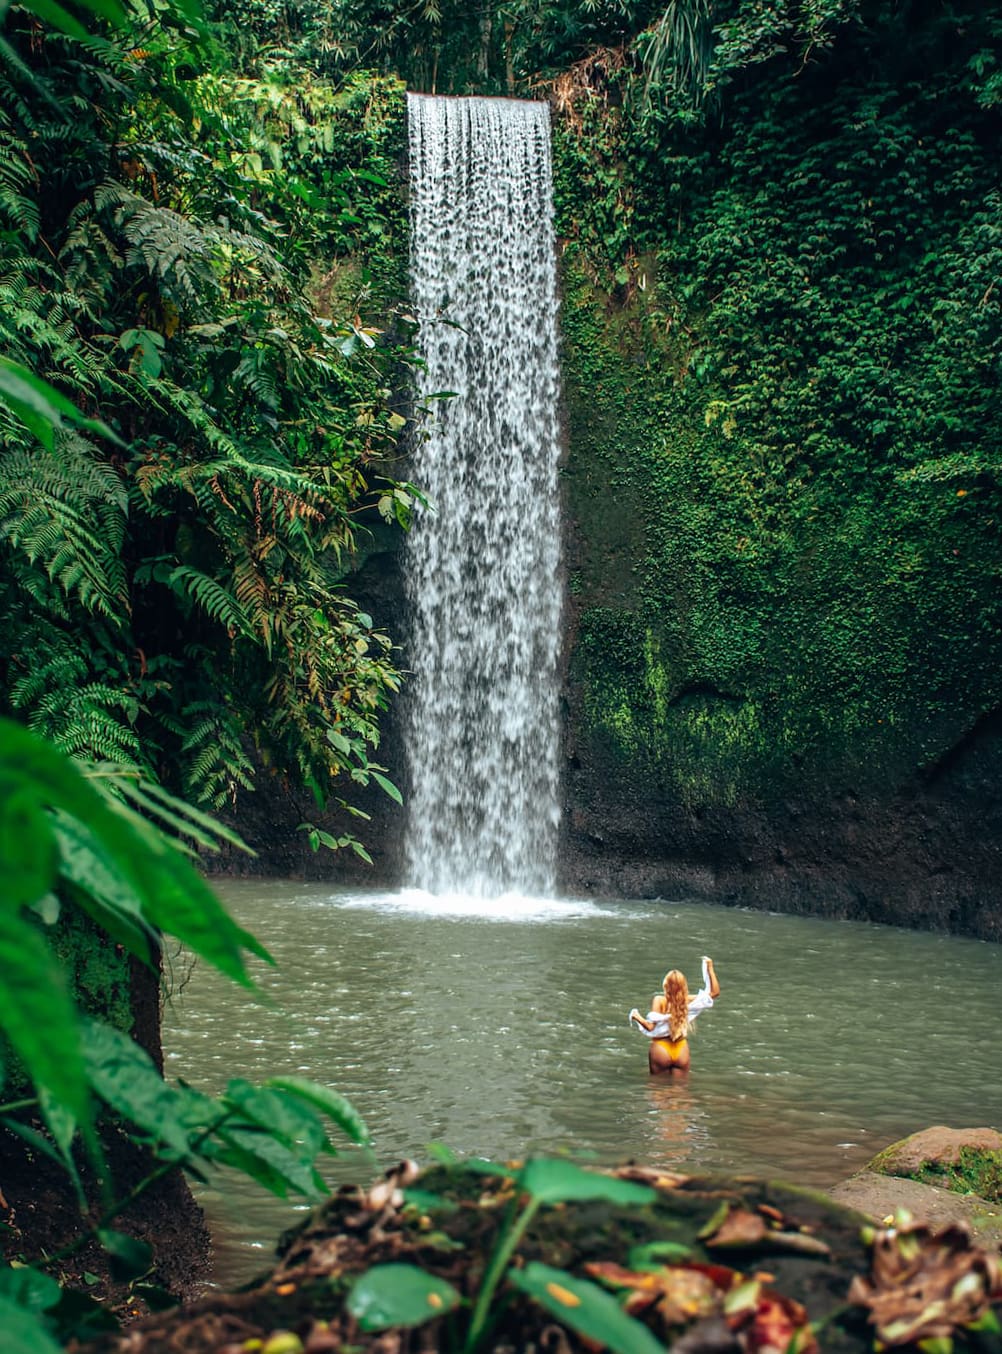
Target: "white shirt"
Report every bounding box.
[632,957,714,1039]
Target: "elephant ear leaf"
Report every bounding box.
[509,1262,667,1354]
[348,1264,461,1331]
[518,1158,656,1207]
[0,1294,65,1354]
[0,746,87,1121]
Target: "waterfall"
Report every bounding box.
[403,93,563,898]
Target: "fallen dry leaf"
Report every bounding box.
[702,1207,831,1258]
[585,1260,721,1325]
[613,1164,691,1189]
[737,1292,818,1354]
[848,1216,1002,1346]
[704,1209,769,1248]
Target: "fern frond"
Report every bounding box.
[93,182,282,312]
[168,565,251,635]
[15,671,142,767]
[177,702,256,808]
[10,642,87,711]
[0,437,128,618]
[234,347,279,408]
[0,132,39,239]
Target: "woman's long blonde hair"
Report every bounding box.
[662,970,690,1041]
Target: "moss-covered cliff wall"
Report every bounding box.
[552,6,1002,934]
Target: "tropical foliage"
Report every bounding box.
[0,0,409,1341]
[219,0,864,104]
[0,0,412,826]
[0,719,374,1350]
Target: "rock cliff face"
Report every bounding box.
[545,12,1002,940]
[558,698,1002,939]
[548,234,1002,939]
[211,523,1002,942]
[554,277,1002,939]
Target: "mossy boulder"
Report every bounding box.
[868,1127,1002,1203]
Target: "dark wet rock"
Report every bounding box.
[557,739,1002,941]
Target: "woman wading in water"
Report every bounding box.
[629,956,720,1073]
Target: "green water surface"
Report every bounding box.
[163,881,1002,1285]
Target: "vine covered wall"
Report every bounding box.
[551,3,1002,933]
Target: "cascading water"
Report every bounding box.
[403,93,563,898]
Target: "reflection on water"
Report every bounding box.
[644,1078,714,1166]
[162,882,1002,1286]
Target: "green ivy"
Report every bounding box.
[555,1,1002,805]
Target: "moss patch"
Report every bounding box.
[913,1149,1002,1205]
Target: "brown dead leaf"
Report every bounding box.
[584,1260,721,1326]
[764,1231,832,1258]
[682,1261,749,1291]
[702,1207,831,1257]
[612,1164,690,1189]
[704,1209,769,1248]
[849,1217,1002,1346]
[736,1292,818,1354]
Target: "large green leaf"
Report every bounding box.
[51,813,160,965]
[0,358,120,449]
[218,1126,325,1198]
[16,0,92,40]
[518,1159,657,1207]
[0,906,87,1121]
[200,1137,301,1198]
[97,1229,152,1281]
[65,883,160,967]
[0,722,270,987]
[508,1262,667,1354]
[110,773,253,855]
[264,1075,371,1147]
[38,1088,84,1201]
[370,770,403,804]
[126,825,271,986]
[0,784,58,909]
[0,1265,61,1313]
[81,1019,215,1156]
[0,1294,64,1354]
[347,1263,461,1332]
[461,1156,518,1178]
[223,1079,329,1158]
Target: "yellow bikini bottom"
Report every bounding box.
[653,1037,688,1059]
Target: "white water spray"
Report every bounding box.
[403,94,563,898]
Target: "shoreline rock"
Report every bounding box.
[828,1125,1002,1251]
